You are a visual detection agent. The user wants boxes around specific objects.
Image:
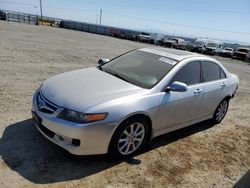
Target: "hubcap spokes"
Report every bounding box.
[216,101,228,122]
[118,122,145,155]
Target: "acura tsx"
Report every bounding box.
[32,47,239,158]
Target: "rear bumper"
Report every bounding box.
[31,90,117,155]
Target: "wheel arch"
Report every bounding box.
[107,112,153,153]
[223,95,231,102]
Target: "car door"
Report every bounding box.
[199,61,227,116]
[157,61,204,131]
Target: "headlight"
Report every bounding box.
[57,109,108,123]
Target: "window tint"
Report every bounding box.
[102,51,175,89]
[171,61,201,85]
[220,69,226,79]
[202,61,221,82]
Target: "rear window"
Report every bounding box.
[202,61,226,82]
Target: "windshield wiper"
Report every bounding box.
[105,70,131,83]
[98,65,103,71]
[113,73,131,83]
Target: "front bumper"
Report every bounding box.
[204,49,216,55]
[233,53,247,60]
[31,90,117,155]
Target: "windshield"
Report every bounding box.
[102,50,175,89]
[224,48,233,51]
[238,48,249,53]
[206,43,218,48]
[194,42,204,46]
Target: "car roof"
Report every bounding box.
[237,47,250,50]
[139,47,205,61]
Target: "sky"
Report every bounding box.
[1,0,250,44]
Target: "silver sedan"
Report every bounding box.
[32,47,239,158]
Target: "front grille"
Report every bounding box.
[36,92,58,114]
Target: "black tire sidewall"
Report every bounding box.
[109,116,149,158]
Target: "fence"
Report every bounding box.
[60,20,141,40]
[0,11,38,25]
[0,10,142,40]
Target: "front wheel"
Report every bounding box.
[212,99,229,124]
[109,117,149,158]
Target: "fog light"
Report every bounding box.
[72,139,80,146]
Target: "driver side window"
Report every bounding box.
[171,61,201,86]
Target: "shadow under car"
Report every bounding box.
[0,118,216,184]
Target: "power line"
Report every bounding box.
[1,1,249,35]
[1,0,36,7]
[2,1,249,14]
[44,6,97,13]
[104,10,250,35]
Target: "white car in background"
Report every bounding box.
[218,47,234,58]
[32,47,239,158]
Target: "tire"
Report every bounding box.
[109,116,149,158]
[212,99,229,124]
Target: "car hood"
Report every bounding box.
[41,67,145,112]
[234,51,247,55]
[206,47,216,50]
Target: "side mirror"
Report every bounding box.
[165,81,188,92]
[98,58,110,66]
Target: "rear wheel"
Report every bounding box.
[212,99,229,124]
[109,116,149,158]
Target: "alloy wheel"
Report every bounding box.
[118,122,145,155]
[215,100,228,122]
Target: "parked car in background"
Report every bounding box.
[190,41,205,53]
[232,47,250,61]
[174,41,189,50]
[218,47,234,58]
[203,41,223,55]
[150,33,164,45]
[247,51,250,63]
[0,10,7,20]
[32,47,239,158]
[163,37,185,48]
[138,33,150,43]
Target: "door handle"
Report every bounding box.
[194,88,202,94]
[221,82,227,87]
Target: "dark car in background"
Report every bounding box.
[190,41,205,53]
[247,51,250,63]
[174,41,189,51]
[0,10,7,20]
[232,47,250,61]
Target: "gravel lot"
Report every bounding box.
[0,21,249,188]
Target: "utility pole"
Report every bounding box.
[99,8,102,25]
[96,14,98,25]
[95,14,98,32]
[39,0,43,25]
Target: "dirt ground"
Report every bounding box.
[0,21,249,188]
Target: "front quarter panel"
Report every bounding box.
[85,91,162,133]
